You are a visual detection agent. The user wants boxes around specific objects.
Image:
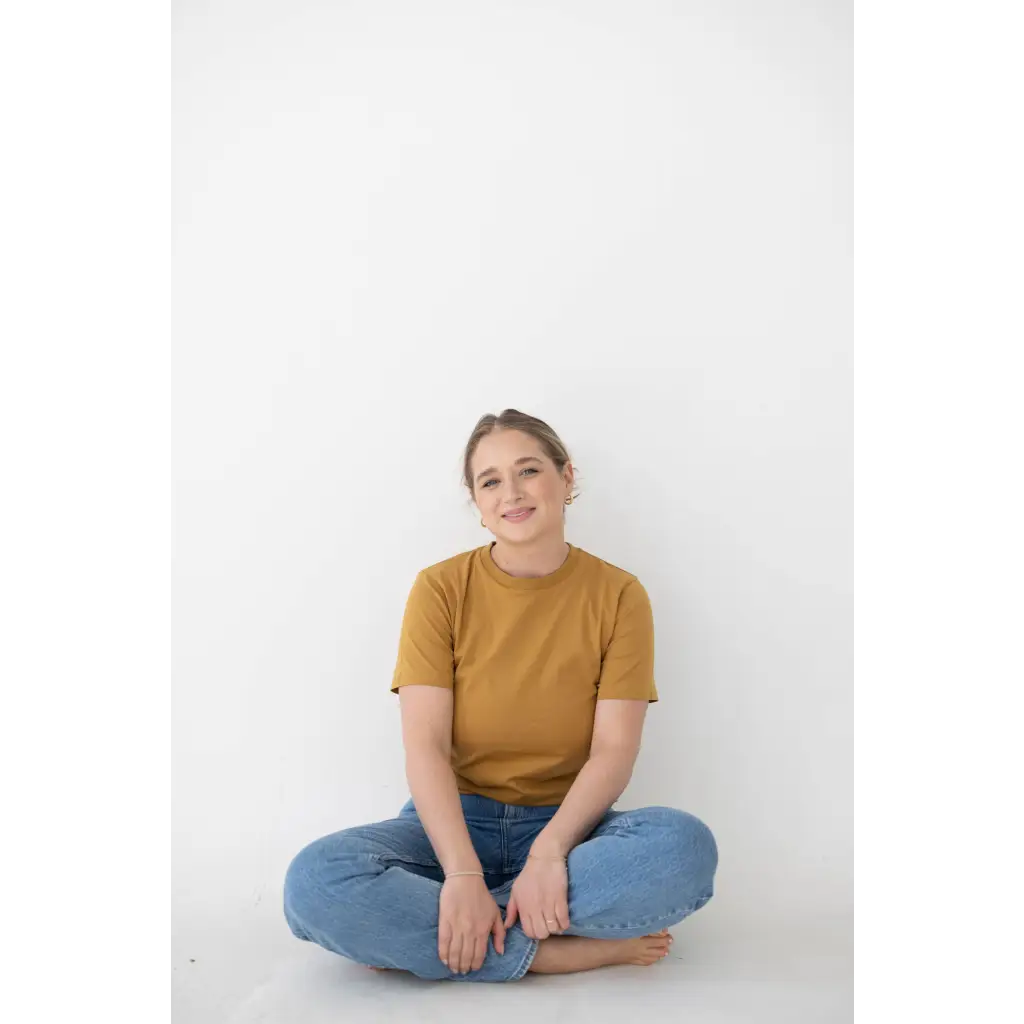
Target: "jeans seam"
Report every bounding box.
[369,852,439,871]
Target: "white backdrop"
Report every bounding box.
[173,1,851,1018]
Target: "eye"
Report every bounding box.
[521,467,538,476]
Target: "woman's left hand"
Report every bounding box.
[503,855,571,939]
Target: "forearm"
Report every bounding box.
[530,752,634,858]
[404,749,483,876]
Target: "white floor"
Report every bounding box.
[174,908,851,1023]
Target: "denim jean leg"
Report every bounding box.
[283,819,538,982]
[559,806,719,938]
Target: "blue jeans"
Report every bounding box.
[283,792,718,983]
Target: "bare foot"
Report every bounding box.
[365,929,675,976]
[528,928,674,975]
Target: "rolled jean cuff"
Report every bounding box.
[507,935,539,981]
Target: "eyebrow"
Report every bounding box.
[475,455,543,483]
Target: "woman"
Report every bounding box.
[283,409,718,982]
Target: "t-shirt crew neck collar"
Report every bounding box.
[479,541,581,590]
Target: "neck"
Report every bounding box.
[490,533,570,579]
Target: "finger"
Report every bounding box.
[556,898,571,932]
[458,935,474,975]
[545,912,563,935]
[492,913,506,955]
[472,936,486,972]
[504,896,518,930]
[438,921,452,968]
[448,935,463,974]
[539,906,559,934]
[529,914,551,940]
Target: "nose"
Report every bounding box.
[500,479,525,502]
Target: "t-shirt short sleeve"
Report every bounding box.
[390,570,455,694]
[596,578,658,702]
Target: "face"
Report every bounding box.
[471,430,573,542]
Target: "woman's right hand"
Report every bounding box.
[438,875,506,974]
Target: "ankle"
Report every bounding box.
[528,934,615,975]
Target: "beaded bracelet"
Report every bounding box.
[444,870,485,878]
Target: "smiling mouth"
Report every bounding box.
[502,508,535,521]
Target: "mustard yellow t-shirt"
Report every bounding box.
[390,541,657,806]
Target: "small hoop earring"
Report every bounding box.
[480,517,486,527]
[564,494,574,505]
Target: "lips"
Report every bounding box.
[502,507,535,521]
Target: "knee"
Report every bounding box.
[283,836,328,937]
[284,836,326,905]
[643,807,718,884]
[283,832,366,937]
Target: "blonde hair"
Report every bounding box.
[462,409,580,504]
